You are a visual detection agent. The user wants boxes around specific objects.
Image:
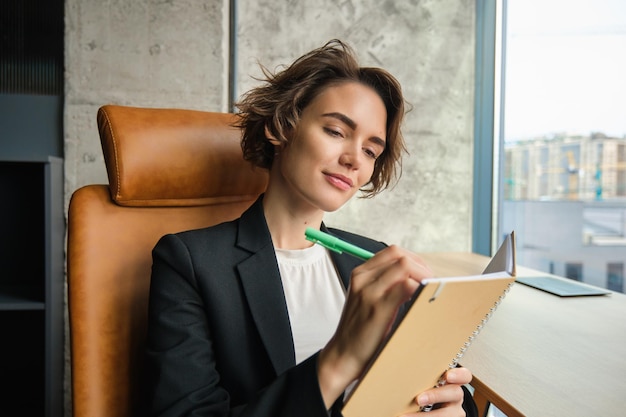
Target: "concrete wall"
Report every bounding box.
[64,0,476,414]
[64,0,231,196]
[235,1,476,251]
[65,0,476,251]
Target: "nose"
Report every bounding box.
[339,142,362,170]
[339,151,359,170]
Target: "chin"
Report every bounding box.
[317,197,352,213]
[305,187,357,212]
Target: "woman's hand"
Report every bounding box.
[317,245,433,407]
[405,367,473,416]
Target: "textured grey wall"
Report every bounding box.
[63,0,475,414]
[65,0,476,251]
[64,0,230,203]
[235,1,475,251]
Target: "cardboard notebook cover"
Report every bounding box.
[342,232,516,417]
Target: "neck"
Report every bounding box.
[262,187,325,250]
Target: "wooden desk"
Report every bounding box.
[417,252,626,417]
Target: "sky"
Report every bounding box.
[503,0,626,140]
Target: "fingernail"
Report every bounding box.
[417,393,429,406]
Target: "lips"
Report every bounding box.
[324,172,353,190]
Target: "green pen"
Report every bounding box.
[305,227,375,260]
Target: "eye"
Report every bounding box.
[363,147,379,160]
[324,127,344,138]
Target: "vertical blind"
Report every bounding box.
[0,0,64,95]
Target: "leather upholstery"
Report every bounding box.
[67,105,268,417]
[97,105,267,206]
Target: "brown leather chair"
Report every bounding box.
[67,105,268,417]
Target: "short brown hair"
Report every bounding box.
[235,39,407,197]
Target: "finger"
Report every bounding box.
[416,384,465,410]
[346,254,426,336]
[366,256,423,297]
[352,247,432,295]
[444,367,473,385]
[354,245,433,278]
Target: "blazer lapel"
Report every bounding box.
[236,199,296,376]
[322,224,362,290]
[233,204,370,377]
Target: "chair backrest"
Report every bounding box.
[67,105,268,417]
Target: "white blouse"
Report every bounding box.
[275,244,346,364]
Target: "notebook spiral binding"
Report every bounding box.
[448,281,515,369]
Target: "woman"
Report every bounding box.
[145,39,477,417]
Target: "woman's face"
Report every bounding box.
[272,81,387,213]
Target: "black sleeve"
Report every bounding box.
[462,385,479,417]
[145,233,331,417]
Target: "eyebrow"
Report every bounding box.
[321,112,386,148]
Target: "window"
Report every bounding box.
[482,0,626,293]
[565,263,583,282]
[607,263,624,292]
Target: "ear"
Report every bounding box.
[264,125,282,147]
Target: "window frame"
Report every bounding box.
[473,0,506,255]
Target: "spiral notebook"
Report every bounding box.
[342,232,516,417]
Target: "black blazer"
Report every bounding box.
[145,197,386,417]
[145,197,478,417]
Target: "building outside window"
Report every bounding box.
[607,262,624,292]
[497,0,626,293]
[565,263,584,281]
